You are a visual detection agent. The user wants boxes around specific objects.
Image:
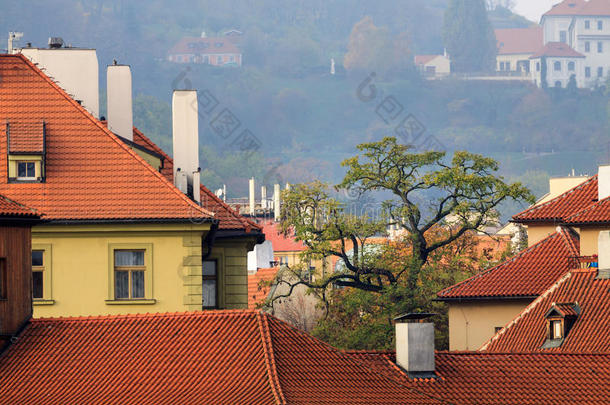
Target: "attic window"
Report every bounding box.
[7,121,46,182]
[542,302,580,348]
[17,162,36,180]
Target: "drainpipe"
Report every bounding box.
[202,221,219,261]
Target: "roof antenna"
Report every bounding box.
[113,59,118,65]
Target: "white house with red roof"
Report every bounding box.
[414,54,451,78]
[168,33,242,66]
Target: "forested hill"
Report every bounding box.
[1,1,606,208]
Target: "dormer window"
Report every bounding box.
[6,121,46,183]
[542,302,580,348]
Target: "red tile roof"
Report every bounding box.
[0,194,38,218]
[481,269,610,353]
[0,310,441,404]
[495,27,543,55]
[261,220,306,252]
[530,42,586,58]
[543,0,610,17]
[131,127,260,231]
[0,54,213,222]
[168,37,241,56]
[437,227,579,299]
[349,350,610,404]
[513,175,598,223]
[7,120,44,153]
[564,195,610,224]
[248,267,280,309]
[414,55,440,65]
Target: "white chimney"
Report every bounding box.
[107,64,133,141]
[21,45,100,118]
[274,183,281,221]
[261,186,267,209]
[172,90,201,203]
[395,314,435,378]
[599,231,610,278]
[249,178,256,216]
[599,165,610,201]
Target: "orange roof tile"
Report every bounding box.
[543,0,610,17]
[513,175,598,223]
[248,267,280,309]
[0,194,39,218]
[0,54,213,222]
[349,350,610,404]
[132,127,260,231]
[530,42,586,58]
[261,220,306,252]
[7,120,44,153]
[437,227,579,299]
[0,310,441,404]
[481,269,610,353]
[564,195,610,224]
[495,27,543,55]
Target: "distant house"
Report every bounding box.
[529,42,585,88]
[168,35,242,66]
[495,27,543,74]
[414,54,450,77]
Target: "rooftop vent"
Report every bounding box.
[48,37,64,49]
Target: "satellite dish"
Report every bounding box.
[215,188,224,198]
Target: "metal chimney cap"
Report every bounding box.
[394,313,437,323]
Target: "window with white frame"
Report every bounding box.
[17,161,36,180]
[114,250,146,299]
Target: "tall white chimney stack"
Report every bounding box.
[249,178,256,216]
[172,90,201,203]
[107,64,133,141]
[274,183,281,221]
[598,231,610,279]
[598,165,610,201]
[261,186,267,209]
[395,313,436,378]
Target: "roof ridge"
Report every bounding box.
[558,226,580,256]
[437,230,563,297]
[513,175,596,221]
[14,54,214,220]
[256,312,286,405]
[565,195,610,223]
[31,308,259,323]
[479,270,574,351]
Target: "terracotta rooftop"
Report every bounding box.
[513,175,598,223]
[543,0,610,17]
[495,27,543,55]
[7,120,44,153]
[530,42,586,58]
[132,128,260,231]
[0,54,213,222]
[350,350,610,404]
[0,310,441,405]
[248,267,280,309]
[564,195,610,224]
[414,55,440,65]
[168,37,241,56]
[261,220,307,252]
[437,227,579,299]
[481,269,610,353]
[0,194,38,218]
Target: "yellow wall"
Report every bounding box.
[496,54,532,72]
[526,224,558,246]
[579,227,609,256]
[30,223,253,317]
[448,300,531,351]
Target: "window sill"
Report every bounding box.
[33,299,55,306]
[105,299,157,305]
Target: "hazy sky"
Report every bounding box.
[513,0,556,22]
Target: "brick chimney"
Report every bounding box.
[395,313,436,378]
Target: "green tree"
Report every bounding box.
[344,16,399,74]
[274,137,533,302]
[443,0,497,72]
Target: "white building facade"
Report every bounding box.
[540,0,610,88]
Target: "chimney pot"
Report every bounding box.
[395,313,436,378]
[598,165,610,201]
